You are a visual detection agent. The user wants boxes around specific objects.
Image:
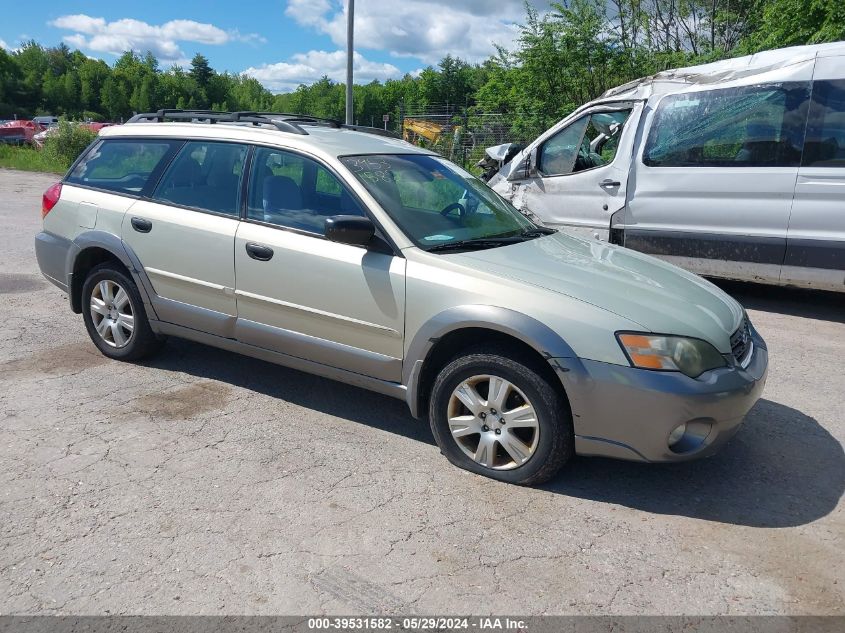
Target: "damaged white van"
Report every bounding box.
[488,43,845,292]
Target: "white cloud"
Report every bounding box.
[0,39,8,51]
[284,0,538,64]
[49,14,265,62]
[244,50,401,92]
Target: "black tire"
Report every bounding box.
[81,262,163,361]
[429,345,574,485]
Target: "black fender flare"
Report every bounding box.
[403,305,584,418]
[67,230,158,318]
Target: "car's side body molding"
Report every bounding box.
[151,319,408,401]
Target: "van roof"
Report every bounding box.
[602,42,845,100]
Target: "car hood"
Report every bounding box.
[448,232,743,352]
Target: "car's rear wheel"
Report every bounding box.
[429,346,574,485]
[81,263,162,361]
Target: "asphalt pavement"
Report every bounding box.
[1,169,843,615]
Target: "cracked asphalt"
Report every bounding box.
[1,169,843,616]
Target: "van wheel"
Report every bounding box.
[429,346,574,485]
[81,263,163,361]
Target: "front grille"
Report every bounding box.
[730,318,753,367]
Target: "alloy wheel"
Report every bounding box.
[89,279,135,348]
[447,374,540,470]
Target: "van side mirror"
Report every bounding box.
[325,215,375,247]
[528,147,540,178]
[506,149,540,182]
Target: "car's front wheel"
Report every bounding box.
[429,346,574,485]
[81,263,163,361]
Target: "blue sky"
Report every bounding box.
[0,1,541,93]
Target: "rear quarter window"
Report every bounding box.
[66,138,181,195]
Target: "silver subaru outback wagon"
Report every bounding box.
[34,110,768,485]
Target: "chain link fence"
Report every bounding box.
[396,106,558,172]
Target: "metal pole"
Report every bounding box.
[345,0,354,125]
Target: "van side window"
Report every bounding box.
[247,147,364,235]
[539,110,631,176]
[66,139,179,195]
[643,83,810,167]
[152,141,248,216]
[803,80,845,167]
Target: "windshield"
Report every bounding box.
[339,154,539,250]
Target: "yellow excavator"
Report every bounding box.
[402,117,467,161]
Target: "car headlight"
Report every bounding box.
[616,333,726,378]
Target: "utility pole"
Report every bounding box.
[345,0,354,125]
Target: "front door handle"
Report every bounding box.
[245,242,274,261]
[599,179,621,188]
[130,217,152,233]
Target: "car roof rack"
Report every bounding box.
[127,110,309,135]
[126,109,399,139]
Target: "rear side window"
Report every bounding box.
[152,141,249,216]
[67,139,179,195]
[803,80,845,167]
[643,83,810,167]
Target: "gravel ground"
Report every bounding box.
[1,168,843,616]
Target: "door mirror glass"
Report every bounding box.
[325,215,375,247]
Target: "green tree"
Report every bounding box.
[100,75,129,120]
[78,58,110,114]
[189,53,213,93]
[743,0,845,51]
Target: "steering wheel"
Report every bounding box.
[440,202,466,218]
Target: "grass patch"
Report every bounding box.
[0,145,66,174]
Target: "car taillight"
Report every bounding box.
[42,182,62,219]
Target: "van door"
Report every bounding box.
[623,68,813,283]
[782,56,845,291]
[509,102,642,240]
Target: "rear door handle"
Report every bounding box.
[130,217,152,233]
[245,242,274,261]
[599,179,621,188]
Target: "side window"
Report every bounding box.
[247,147,364,235]
[152,141,248,216]
[316,166,343,196]
[67,139,178,195]
[643,83,810,167]
[539,110,630,176]
[803,79,845,167]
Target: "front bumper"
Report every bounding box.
[555,327,768,462]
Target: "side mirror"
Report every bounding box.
[325,215,375,247]
[528,147,540,178]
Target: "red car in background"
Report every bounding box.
[0,120,45,146]
[31,121,115,148]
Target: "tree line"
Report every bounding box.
[0,0,842,133]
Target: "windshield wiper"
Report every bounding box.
[426,236,526,253]
[426,227,556,253]
[520,227,557,237]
